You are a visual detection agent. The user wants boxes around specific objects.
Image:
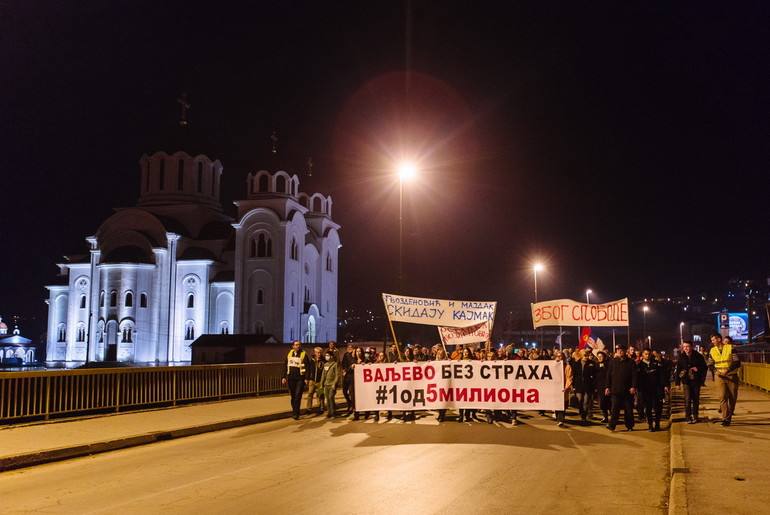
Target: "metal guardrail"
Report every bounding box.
[0,363,285,424]
[739,362,770,392]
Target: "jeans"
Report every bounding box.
[682,382,701,421]
[575,391,593,420]
[324,385,337,416]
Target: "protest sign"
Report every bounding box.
[532,298,629,328]
[353,360,564,411]
[382,293,496,328]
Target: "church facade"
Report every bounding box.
[45,151,340,366]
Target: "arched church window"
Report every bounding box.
[197,163,203,193]
[125,292,133,307]
[259,174,268,192]
[110,291,117,307]
[276,175,286,194]
[178,159,185,190]
[57,324,66,342]
[80,294,87,309]
[326,253,333,272]
[185,322,195,341]
[159,159,165,189]
[220,321,229,335]
[140,293,147,308]
[100,291,105,307]
[121,326,133,343]
[187,293,195,309]
[290,238,298,260]
[76,324,85,342]
[257,289,264,305]
[249,238,257,258]
[257,233,272,257]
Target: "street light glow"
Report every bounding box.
[533,263,544,272]
[397,162,417,181]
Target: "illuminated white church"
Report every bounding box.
[45,151,340,365]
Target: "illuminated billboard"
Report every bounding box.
[716,312,748,342]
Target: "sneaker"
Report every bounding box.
[600,417,608,424]
[511,420,519,426]
[607,425,615,431]
[557,421,564,427]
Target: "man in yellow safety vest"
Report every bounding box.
[707,334,741,426]
[282,340,311,420]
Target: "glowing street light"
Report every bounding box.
[679,321,685,345]
[585,289,592,304]
[643,305,649,348]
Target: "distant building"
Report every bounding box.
[0,318,39,365]
[45,151,340,366]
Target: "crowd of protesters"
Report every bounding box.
[285,335,738,430]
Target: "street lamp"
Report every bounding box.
[585,289,592,304]
[679,321,685,346]
[642,305,649,348]
[397,163,416,294]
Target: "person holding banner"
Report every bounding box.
[457,347,477,422]
[554,351,573,427]
[433,347,449,422]
[341,345,356,415]
[605,346,638,431]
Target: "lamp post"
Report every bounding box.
[397,163,416,294]
[643,305,649,348]
[585,289,592,304]
[679,321,684,346]
[533,263,543,345]
[533,263,543,303]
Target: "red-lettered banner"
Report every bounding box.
[353,361,564,411]
[531,298,629,328]
[438,321,490,345]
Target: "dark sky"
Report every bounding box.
[2,1,769,325]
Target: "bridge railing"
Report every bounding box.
[0,363,285,424]
[739,362,770,392]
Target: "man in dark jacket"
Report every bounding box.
[605,346,638,431]
[282,340,311,420]
[637,349,669,431]
[341,344,356,415]
[675,340,707,423]
[570,349,597,423]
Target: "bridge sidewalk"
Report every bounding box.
[669,380,770,514]
[0,393,344,471]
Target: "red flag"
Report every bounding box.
[579,326,591,349]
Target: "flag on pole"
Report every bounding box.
[579,327,605,353]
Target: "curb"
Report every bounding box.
[668,421,688,514]
[0,410,296,472]
[667,386,688,515]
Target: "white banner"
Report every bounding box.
[382,293,496,328]
[532,298,629,328]
[438,321,490,345]
[353,360,565,411]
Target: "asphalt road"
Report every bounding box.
[0,411,670,514]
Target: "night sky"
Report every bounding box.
[2,2,769,333]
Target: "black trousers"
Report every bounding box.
[682,382,701,421]
[640,389,662,425]
[343,373,354,410]
[287,376,304,417]
[610,392,635,429]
